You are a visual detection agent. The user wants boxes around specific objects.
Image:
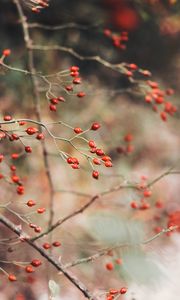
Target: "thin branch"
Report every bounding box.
[32,167,180,241]
[13,0,55,228]
[32,195,99,241]
[31,44,127,73]
[62,227,177,270]
[28,22,102,31]
[0,214,98,300]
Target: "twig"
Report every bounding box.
[0,214,98,300]
[28,22,102,31]
[32,167,180,241]
[13,0,55,228]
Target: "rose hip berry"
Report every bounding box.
[27,200,36,207]
[120,287,127,294]
[8,274,17,281]
[3,49,11,57]
[52,241,61,247]
[91,122,101,131]
[4,115,12,121]
[92,170,99,179]
[31,259,42,267]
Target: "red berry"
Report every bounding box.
[103,28,112,36]
[25,146,32,153]
[26,127,38,135]
[8,274,17,281]
[106,296,113,300]
[126,144,134,153]
[0,132,6,139]
[58,96,65,102]
[155,200,163,208]
[115,258,123,265]
[70,71,79,77]
[88,140,96,148]
[11,134,19,140]
[70,66,79,72]
[29,223,36,228]
[93,158,101,165]
[50,98,59,104]
[34,226,42,233]
[96,148,104,156]
[52,241,61,247]
[154,226,162,234]
[91,122,101,131]
[67,157,73,164]
[140,202,150,210]
[36,133,44,140]
[124,133,133,142]
[18,121,26,126]
[27,200,36,207]
[49,104,57,112]
[143,190,152,197]
[43,243,51,250]
[37,207,46,214]
[11,153,19,159]
[120,287,127,294]
[3,49,11,57]
[145,95,152,103]
[31,259,42,267]
[129,63,138,70]
[25,266,34,273]
[92,170,99,179]
[10,165,16,171]
[4,115,12,121]
[130,201,138,209]
[65,85,73,91]
[109,289,118,295]
[0,154,4,162]
[71,163,79,169]
[73,77,81,84]
[102,156,111,162]
[160,111,167,121]
[105,161,113,167]
[11,175,20,183]
[17,186,24,195]
[74,127,83,134]
[106,262,114,271]
[77,92,85,98]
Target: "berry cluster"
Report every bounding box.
[123,63,177,121]
[27,0,49,13]
[65,122,112,179]
[103,28,129,50]
[144,81,177,122]
[116,133,134,155]
[48,66,86,112]
[106,287,127,299]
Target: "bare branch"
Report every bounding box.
[0,214,98,300]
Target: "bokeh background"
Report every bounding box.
[0,0,180,299]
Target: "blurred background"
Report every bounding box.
[0,0,180,299]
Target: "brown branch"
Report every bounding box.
[32,167,180,241]
[0,214,98,300]
[62,226,177,271]
[28,22,102,31]
[13,0,55,228]
[31,44,127,74]
[32,195,100,241]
